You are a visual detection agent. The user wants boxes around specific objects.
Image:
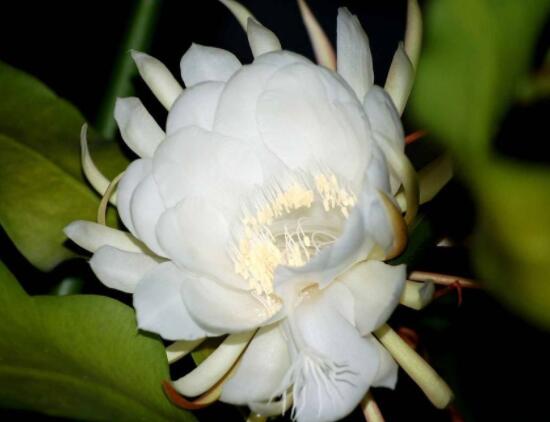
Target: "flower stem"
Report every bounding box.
[95,0,162,140]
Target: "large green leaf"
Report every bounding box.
[0,260,193,421]
[410,0,550,326]
[0,61,129,271]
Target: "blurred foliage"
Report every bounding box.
[410,0,550,327]
[0,61,129,271]
[0,261,192,421]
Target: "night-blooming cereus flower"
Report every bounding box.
[65,1,453,421]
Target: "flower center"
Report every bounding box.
[231,170,357,310]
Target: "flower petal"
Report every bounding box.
[363,85,405,153]
[155,197,242,287]
[384,43,414,115]
[130,174,167,257]
[114,97,164,158]
[221,323,290,404]
[287,284,380,422]
[247,18,282,57]
[219,0,255,30]
[152,126,263,213]
[336,7,374,100]
[131,50,183,109]
[339,260,406,335]
[180,270,272,334]
[166,82,225,134]
[117,158,152,236]
[90,245,159,293]
[180,43,241,87]
[256,62,368,181]
[133,262,211,340]
[64,220,145,253]
[214,51,309,140]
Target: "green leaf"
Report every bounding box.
[0,61,129,271]
[0,260,193,421]
[410,0,550,326]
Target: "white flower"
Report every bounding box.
[66,2,428,421]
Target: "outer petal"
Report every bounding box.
[287,284,380,422]
[363,85,404,152]
[155,197,243,288]
[64,220,145,254]
[117,158,152,236]
[256,62,368,182]
[384,43,414,115]
[133,262,210,340]
[166,82,225,134]
[336,7,374,100]
[339,260,406,335]
[180,43,241,87]
[130,174,166,257]
[180,270,272,334]
[220,323,290,404]
[131,50,183,110]
[89,245,159,293]
[247,18,282,57]
[114,97,164,158]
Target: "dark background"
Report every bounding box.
[1,1,548,421]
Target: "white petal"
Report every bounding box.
[336,7,374,100]
[131,50,183,110]
[404,0,422,70]
[288,285,380,422]
[339,260,406,335]
[180,270,272,334]
[213,51,309,140]
[152,126,263,213]
[256,62,368,181]
[64,220,145,253]
[133,262,210,340]
[180,43,241,87]
[166,82,225,135]
[363,85,405,153]
[90,245,159,293]
[221,324,290,404]
[129,174,166,257]
[80,124,112,202]
[370,337,398,389]
[384,43,414,115]
[173,331,255,396]
[155,198,242,287]
[297,0,336,70]
[219,0,255,31]
[166,338,205,364]
[247,18,281,57]
[114,97,164,158]
[117,158,151,236]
